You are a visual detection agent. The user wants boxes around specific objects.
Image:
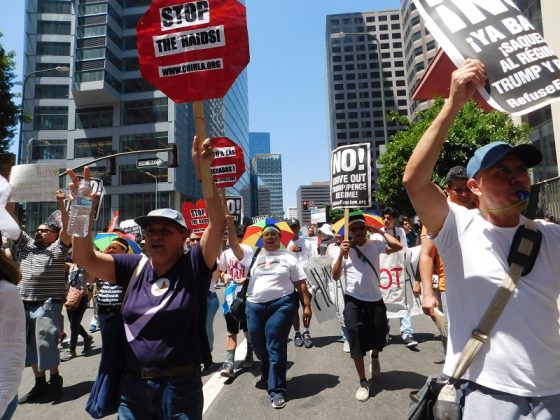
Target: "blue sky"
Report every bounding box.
[1,0,401,210]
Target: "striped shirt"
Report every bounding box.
[97,281,124,308]
[13,232,69,302]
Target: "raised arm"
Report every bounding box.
[68,167,117,282]
[225,215,244,261]
[403,59,486,237]
[55,189,71,246]
[193,137,227,269]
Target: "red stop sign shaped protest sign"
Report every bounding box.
[136,0,249,103]
[182,198,209,235]
[210,137,245,188]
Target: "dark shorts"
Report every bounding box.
[343,294,388,358]
[224,311,248,336]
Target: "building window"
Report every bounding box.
[122,36,137,50]
[123,0,153,6]
[123,14,143,29]
[39,1,71,14]
[33,106,68,130]
[75,107,113,129]
[120,165,168,185]
[78,25,107,38]
[38,20,71,35]
[122,57,139,72]
[121,98,168,125]
[120,132,169,152]
[121,78,154,93]
[75,70,104,83]
[76,47,105,60]
[35,84,69,99]
[78,3,107,16]
[37,42,71,56]
[31,139,67,160]
[74,136,113,158]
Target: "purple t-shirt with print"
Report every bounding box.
[113,245,213,370]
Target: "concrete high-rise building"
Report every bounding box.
[20,0,250,229]
[326,9,409,209]
[250,154,283,219]
[249,132,271,160]
[513,0,560,182]
[286,206,297,219]
[296,181,331,226]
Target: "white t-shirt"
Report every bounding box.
[371,226,408,250]
[288,237,318,266]
[247,249,305,303]
[218,244,255,281]
[434,202,560,396]
[331,240,386,302]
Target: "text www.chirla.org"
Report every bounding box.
[159,58,223,77]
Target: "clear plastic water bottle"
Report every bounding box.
[67,179,93,237]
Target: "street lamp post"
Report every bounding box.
[18,65,70,164]
[142,171,159,209]
[26,138,36,164]
[331,32,388,148]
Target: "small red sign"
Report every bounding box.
[210,137,245,188]
[136,0,249,103]
[182,198,209,235]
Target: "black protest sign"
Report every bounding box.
[225,196,243,225]
[119,219,143,241]
[330,143,371,209]
[413,0,560,116]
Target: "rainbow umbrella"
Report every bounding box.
[242,218,294,249]
[332,211,384,236]
[93,233,141,254]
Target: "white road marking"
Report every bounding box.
[202,339,248,414]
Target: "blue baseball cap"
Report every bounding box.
[466,141,542,179]
[135,208,188,230]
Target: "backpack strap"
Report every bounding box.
[238,247,262,298]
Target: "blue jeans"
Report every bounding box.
[206,291,219,352]
[400,315,414,337]
[118,371,203,420]
[25,301,63,371]
[1,395,17,420]
[246,292,297,400]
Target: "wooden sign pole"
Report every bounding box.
[343,207,349,259]
[193,101,214,198]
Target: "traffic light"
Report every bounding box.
[302,200,309,210]
[17,205,26,229]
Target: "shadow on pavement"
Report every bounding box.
[51,380,94,405]
[286,373,340,400]
[307,335,340,348]
[370,370,427,397]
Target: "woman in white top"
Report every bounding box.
[0,250,25,420]
[245,223,312,410]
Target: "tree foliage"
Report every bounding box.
[0,33,19,154]
[376,98,530,215]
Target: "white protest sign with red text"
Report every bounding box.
[136,0,249,103]
[182,198,209,235]
[210,137,245,188]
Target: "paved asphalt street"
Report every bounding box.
[13,292,445,420]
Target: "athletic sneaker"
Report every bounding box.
[242,352,254,368]
[220,362,235,378]
[355,380,370,402]
[18,381,49,404]
[61,349,77,362]
[82,335,93,353]
[369,355,381,377]
[343,340,350,353]
[271,394,286,409]
[403,334,419,348]
[302,330,313,348]
[293,332,303,347]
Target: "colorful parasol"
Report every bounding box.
[93,232,142,254]
[332,211,384,236]
[242,218,294,249]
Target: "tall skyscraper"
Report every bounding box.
[325,9,409,209]
[20,0,250,229]
[296,181,331,225]
[250,154,284,219]
[249,132,271,160]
